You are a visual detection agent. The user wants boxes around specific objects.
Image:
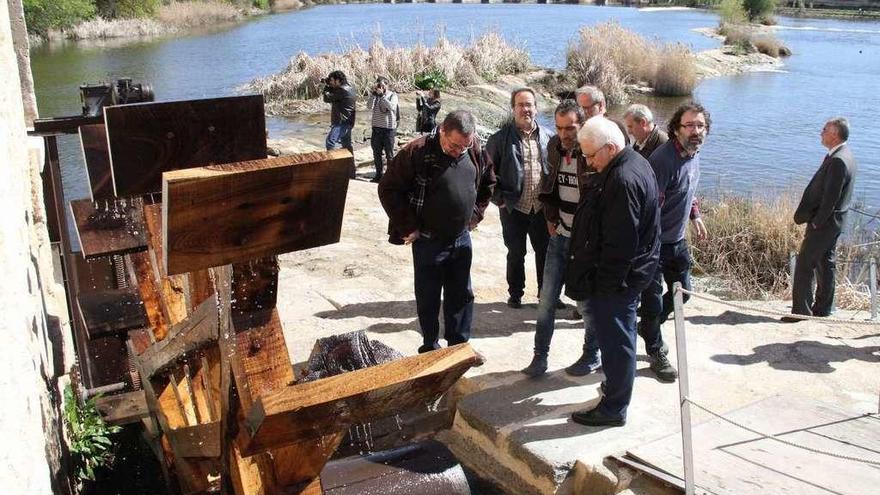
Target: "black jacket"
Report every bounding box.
[485,121,554,210]
[322,84,357,126]
[565,147,660,300]
[793,144,857,233]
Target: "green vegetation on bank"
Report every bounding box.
[24,0,274,37]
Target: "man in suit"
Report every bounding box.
[785,118,857,321]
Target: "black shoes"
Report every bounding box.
[571,406,626,427]
[649,351,678,383]
[555,300,566,310]
[780,315,804,323]
[507,296,522,309]
[521,353,548,377]
[565,352,602,376]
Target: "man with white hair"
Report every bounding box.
[624,104,668,160]
[565,117,660,427]
[575,85,630,145]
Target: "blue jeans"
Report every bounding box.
[412,231,474,351]
[499,207,549,299]
[534,234,598,357]
[638,238,691,356]
[371,127,395,179]
[578,292,639,420]
[326,123,353,152]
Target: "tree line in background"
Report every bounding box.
[23,0,273,36]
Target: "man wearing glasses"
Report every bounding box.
[575,85,630,146]
[638,101,711,383]
[486,88,553,309]
[566,117,660,427]
[378,111,496,354]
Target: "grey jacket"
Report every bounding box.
[485,121,554,210]
[794,144,857,233]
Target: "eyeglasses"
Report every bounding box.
[584,143,607,161]
[680,122,707,132]
[447,141,473,153]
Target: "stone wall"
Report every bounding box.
[0,0,74,493]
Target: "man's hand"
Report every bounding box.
[691,217,708,241]
[547,220,557,237]
[403,230,420,244]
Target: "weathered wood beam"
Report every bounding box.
[79,124,114,200]
[243,344,480,455]
[95,390,148,425]
[70,197,148,259]
[143,203,189,325]
[139,296,219,379]
[162,150,352,275]
[105,95,267,197]
[166,422,221,458]
[77,289,147,339]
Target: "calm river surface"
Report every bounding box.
[30,4,879,210]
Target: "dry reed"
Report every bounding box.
[564,22,698,104]
[692,194,877,310]
[247,30,529,115]
[65,1,243,40]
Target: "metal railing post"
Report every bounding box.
[673,282,695,495]
[789,252,797,294]
[870,257,877,321]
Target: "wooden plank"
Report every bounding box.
[95,390,149,425]
[244,344,480,455]
[162,150,352,276]
[166,422,221,458]
[70,197,148,259]
[140,297,219,379]
[188,269,215,312]
[79,124,114,200]
[143,203,189,325]
[105,95,267,197]
[31,114,102,136]
[77,289,147,338]
[127,251,170,341]
[627,395,880,495]
[230,309,295,412]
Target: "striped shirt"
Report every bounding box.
[514,126,542,214]
[367,91,399,129]
[556,151,580,237]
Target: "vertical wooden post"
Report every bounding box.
[673,282,695,495]
[869,257,877,321]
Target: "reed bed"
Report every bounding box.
[66,1,242,40]
[247,31,530,114]
[564,22,698,104]
[692,194,876,310]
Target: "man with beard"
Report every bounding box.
[521,100,600,377]
[486,88,553,309]
[638,101,710,383]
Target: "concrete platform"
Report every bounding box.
[277,179,880,494]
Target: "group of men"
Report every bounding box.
[330,73,857,428]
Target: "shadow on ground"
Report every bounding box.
[315,300,587,338]
[686,310,779,325]
[711,340,880,373]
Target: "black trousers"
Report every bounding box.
[499,207,549,299]
[792,227,841,316]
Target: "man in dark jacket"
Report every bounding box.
[566,117,660,427]
[486,88,553,308]
[785,117,857,321]
[322,70,356,175]
[378,111,496,353]
[624,104,668,159]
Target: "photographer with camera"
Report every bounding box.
[367,76,400,182]
[416,89,442,134]
[322,70,357,177]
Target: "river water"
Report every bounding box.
[29,4,879,209]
